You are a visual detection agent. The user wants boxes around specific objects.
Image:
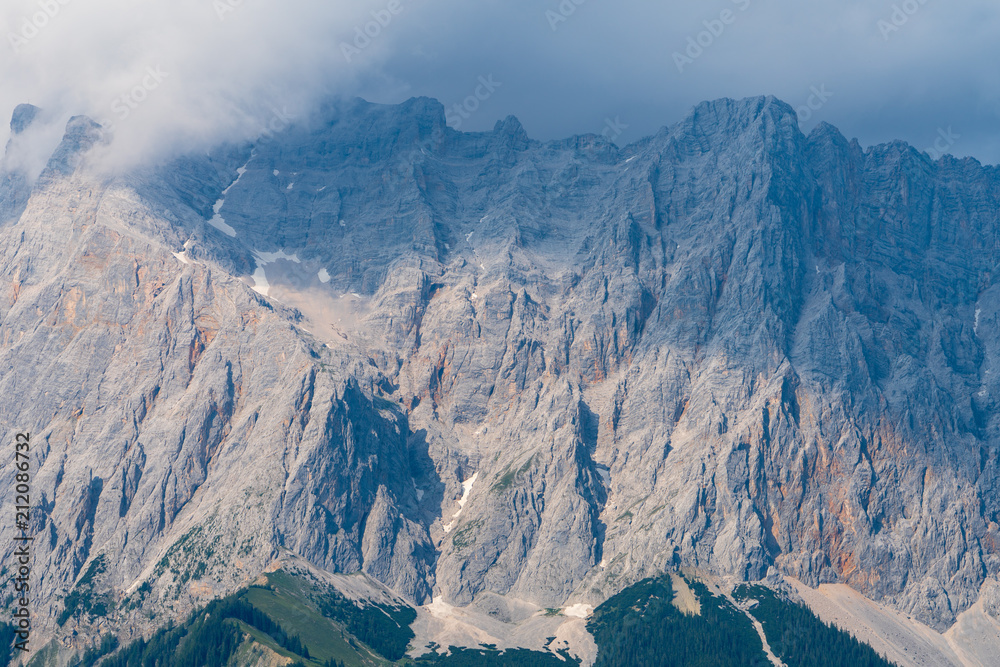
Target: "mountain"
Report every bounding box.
[1,94,999,664]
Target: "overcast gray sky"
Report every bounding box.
[2,0,999,167]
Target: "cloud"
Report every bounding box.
[366,0,1000,162]
[0,0,399,169]
[2,0,999,171]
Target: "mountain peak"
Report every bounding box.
[686,95,797,126]
[8,93,1000,660]
[385,96,448,135]
[10,103,41,135]
[38,115,105,181]
[400,95,447,120]
[672,95,801,142]
[492,115,530,150]
[664,95,802,160]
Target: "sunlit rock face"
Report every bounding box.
[2,95,999,643]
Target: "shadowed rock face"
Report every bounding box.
[0,104,44,224]
[1,95,998,644]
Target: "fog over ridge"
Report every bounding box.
[2,0,999,170]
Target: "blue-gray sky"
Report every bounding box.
[2,0,999,167]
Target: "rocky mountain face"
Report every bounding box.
[2,94,999,653]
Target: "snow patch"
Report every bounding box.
[443,472,478,533]
[225,166,247,195]
[975,308,982,335]
[562,604,593,619]
[625,156,636,163]
[273,169,280,176]
[207,159,251,237]
[287,183,294,190]
[599,558,608,569]
[416,489,425,501]
[208,215,237,237]
[172,251,192,264]
[318,186,326,192]
[251,265,270,296]
[253,249,301,264]
[318,269,331,283]
[249,248,301,297]
[457,473,478,510]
